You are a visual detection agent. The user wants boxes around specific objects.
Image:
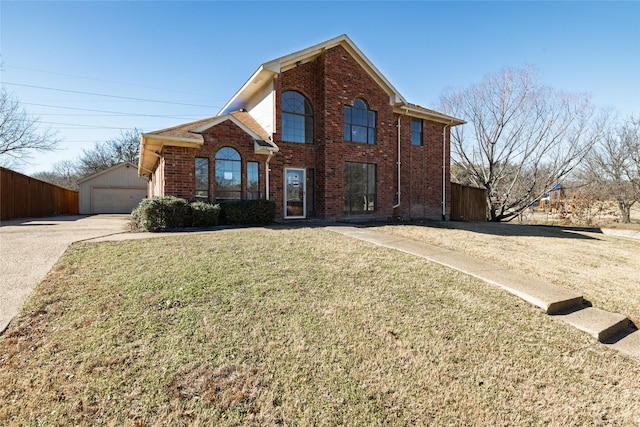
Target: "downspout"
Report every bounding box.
[265,151,274,201]
[442,121,453,220]
[392,115,403,209]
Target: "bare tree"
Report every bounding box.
[440,66,607,222]
[76,128,141,177]
[581,117,640,223]
[32,160,81,191]
[0,88,60,167]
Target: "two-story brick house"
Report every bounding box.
[138,34,464,221]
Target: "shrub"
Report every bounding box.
[131,196,191,231]
[221,199,276,225]
[191,201,221,227]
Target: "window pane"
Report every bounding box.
[247,161,259,200]
[352,107,367,126]
[195,157,209,199]
[352,125,367,143]
[411,118,422,146]
[282,91,313,143]
[215,148,241,200]
[283,113,306,143]
[368,128,375,145]
[344,162,376,212]
[344,99,375,144]
[354,99,366,110]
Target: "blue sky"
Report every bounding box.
[2,1,639,176]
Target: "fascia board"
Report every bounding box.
[77,161,137,184]
[218,66,277,115]
[142,133,204,146]
[192,115,265,142]
[254,141,279,155]
[393,105,466,126]
[138,134,203,177]
[219,34,408,113]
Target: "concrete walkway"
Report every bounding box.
[327,225,640,361]
[0,215,132,333]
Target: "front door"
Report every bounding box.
[285,168,306,219]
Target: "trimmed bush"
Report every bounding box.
[190,201,221,227]
[131,196,191,231]
[222,199,276,225]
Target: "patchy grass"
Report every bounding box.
[376,222,640,327]
[1,228,640,426]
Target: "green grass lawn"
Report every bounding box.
[1,228,639,426]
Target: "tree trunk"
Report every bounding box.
[618,201,632,223]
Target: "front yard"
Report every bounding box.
[1,227,639,425]
[376,222,640,326]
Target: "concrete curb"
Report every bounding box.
[327,225,640,361]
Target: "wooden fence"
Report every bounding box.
[451,182,487,222]
[1,167,79,221]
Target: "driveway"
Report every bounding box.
[0,214,132,333]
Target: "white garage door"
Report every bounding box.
[92,187,147,214]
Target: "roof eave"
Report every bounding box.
[219,34,407,114]
[138,133,203,177]
[218,65,277,115]
[393,104,466,126]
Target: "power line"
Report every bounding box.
[39,121,142,130]
[5,64,215,98]
[23,102,207,120]
[2,82,219,108]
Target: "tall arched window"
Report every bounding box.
[282,91,313,143]
[215,147,241,201]
[344,98,376,144]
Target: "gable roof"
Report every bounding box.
[220,34,406,115]
[78,161,140,184]
[138,112,276,177]
[219,34,464,126]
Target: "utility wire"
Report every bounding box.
[2,82,219,108]
[39,121,141,130]
[5,64,215,98]
[23,102,207,120]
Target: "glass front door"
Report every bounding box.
[285,168,306,218]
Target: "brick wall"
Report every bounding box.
[155,42,452,221]
[272,44,451,220]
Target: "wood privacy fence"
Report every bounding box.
[451,182,487,222]
[1,167,79,221]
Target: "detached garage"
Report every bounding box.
[79,162,148,214]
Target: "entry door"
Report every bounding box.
[285,168,306,219]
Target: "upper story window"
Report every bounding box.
[215,147,241,201]
[282,91,313,143]
[411,118,423,146]
[344,98,376,144]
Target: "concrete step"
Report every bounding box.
[328,226,639,360]
[554,306,630,342]
[607,328,640,359]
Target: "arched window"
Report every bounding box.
[215,147,241,201]
[344,98,376,144]
[282,91,313,143]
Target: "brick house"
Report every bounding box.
[138,34,464,221]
